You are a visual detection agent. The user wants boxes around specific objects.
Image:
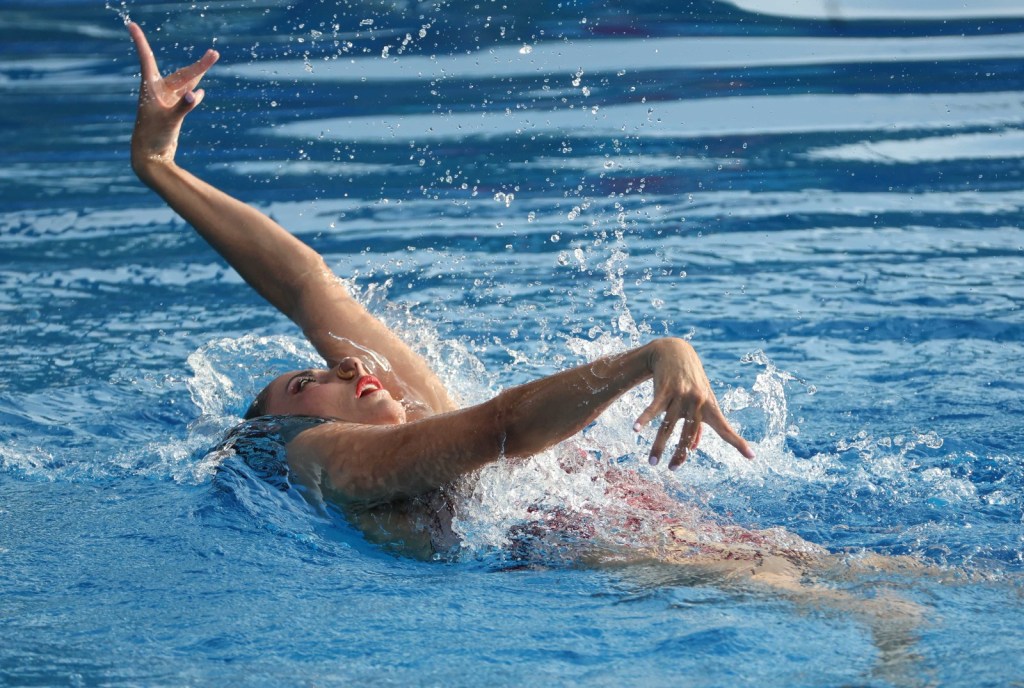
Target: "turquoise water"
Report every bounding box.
[2,1,1023,685]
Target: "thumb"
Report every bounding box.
[706,405,755,459]
[178,89,205,113]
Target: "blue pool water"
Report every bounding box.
[2,0,1023,685]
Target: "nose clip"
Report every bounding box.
[335,357,358,380]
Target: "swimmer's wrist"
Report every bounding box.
[131,151,179,185]
[643,337,694,375]
[130,127,180,181]
[643,338,670,376]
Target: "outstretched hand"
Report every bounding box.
[634,338,754,469]
[128,22,219,174]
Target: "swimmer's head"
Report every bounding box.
[243,385,272,420]
[244,356,407,425]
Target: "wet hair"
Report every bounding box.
[243,383,272,420]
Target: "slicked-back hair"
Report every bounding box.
[243,385,272,420]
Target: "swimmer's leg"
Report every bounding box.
[744,555,932,688]
[623,530,934,687]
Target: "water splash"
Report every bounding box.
[446,335,992,569]
[123,334,326,485]
[11,235,977,570]
[104,0,131,26]
[185,334,320,421]
[448,337,808,561]
[0,442,61,482]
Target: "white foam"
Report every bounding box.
[0,443,59,481]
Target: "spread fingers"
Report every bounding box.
[164,49,220,93]
[668,413,701,470]
[648,402,682,466]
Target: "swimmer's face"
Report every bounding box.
[259,356,407,425]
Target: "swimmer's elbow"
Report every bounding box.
[488,392,557,459]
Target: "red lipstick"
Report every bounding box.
[354,375,384,398]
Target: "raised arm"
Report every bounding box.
[288,338,754,503]
[127,22,455,415]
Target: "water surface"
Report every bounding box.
[1,0,1022,685]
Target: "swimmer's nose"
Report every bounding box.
[334,357,363,381]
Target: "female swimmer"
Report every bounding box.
[127,21,754,506]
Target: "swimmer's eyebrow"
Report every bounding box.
[286,370,315,393]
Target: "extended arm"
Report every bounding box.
[288,338,754,503]
[127,22,455,414]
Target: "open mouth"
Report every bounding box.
[354,375,383,398]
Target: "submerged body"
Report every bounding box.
[217,412,827,586]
